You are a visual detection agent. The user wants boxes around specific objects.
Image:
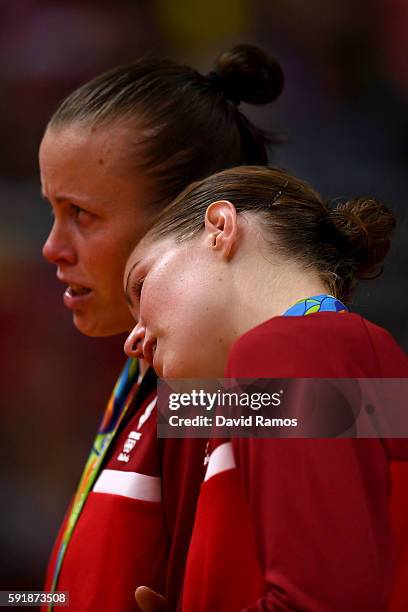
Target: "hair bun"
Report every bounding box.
[212,44,284,106]
[329,198,396,278]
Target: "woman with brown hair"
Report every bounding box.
[124,165,408,610]
[39,46,284,611]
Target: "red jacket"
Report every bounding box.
[43,372,206,612]
[182,312,408,611]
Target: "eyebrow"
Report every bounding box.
[41,192,93,205]
[124,260,141,307]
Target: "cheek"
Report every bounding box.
[88,253,126,297]
[140,279,175,326]
[88,216,138,259]
[87,236,135,290]
[139,251,217,333]
[159,278,214,332]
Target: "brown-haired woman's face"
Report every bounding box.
[39,123,151,337]
[123,235,235,378]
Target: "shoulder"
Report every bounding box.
[358,317,408,375]
[226,313,408,377]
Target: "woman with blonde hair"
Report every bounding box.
[40,45,284,611]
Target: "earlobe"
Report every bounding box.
[204,200,238,258]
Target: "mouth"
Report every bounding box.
[63,284,92,309]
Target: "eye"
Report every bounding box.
[72,204,85,216]
[71,203,95,225]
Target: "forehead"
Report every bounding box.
[39,122,142,200]
[124,235,176,282]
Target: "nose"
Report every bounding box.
[124,322,146,359]
[42,221,76,266]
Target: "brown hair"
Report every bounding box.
[146,166,396,302]
[47,45,284,209]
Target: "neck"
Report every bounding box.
[232,261,329,340]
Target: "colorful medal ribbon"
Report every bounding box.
[283,294,348,317]
[48,357,139,609]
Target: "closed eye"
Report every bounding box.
[131,278,144,298]
[125,259,145,310]
[125,275,145,312]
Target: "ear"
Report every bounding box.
[204,200,238,259]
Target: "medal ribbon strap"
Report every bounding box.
[48,357,140,606]
[283,294,348,317]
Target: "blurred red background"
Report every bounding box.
[1,0,407,590]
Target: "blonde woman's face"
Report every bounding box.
[40,123,152,337]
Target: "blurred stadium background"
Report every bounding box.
[1,0,407,591]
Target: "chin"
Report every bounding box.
[158,347,226,379]
[161,361,203,380]
[160,362,182,380]
[73,313,129,338]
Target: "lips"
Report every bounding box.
[66,285,91,297]
[62,282,93,310]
